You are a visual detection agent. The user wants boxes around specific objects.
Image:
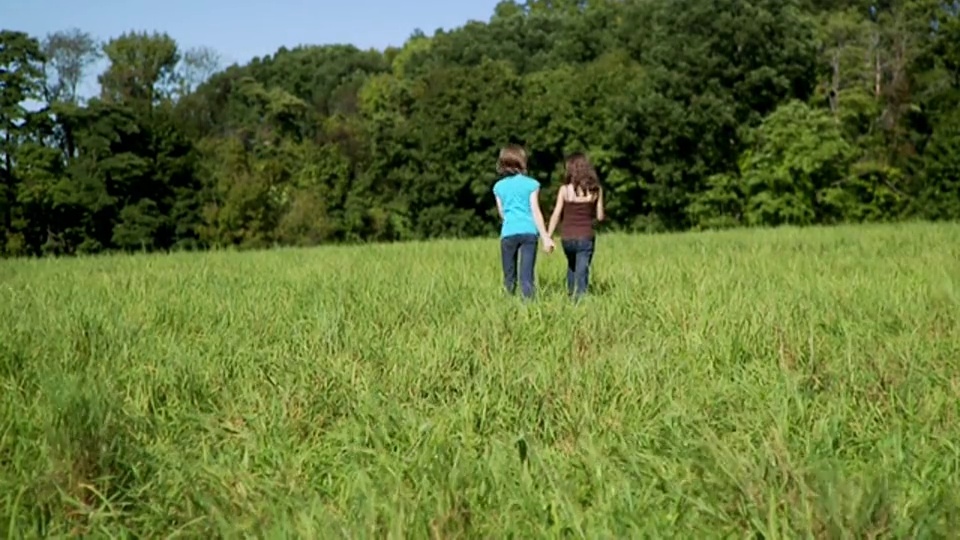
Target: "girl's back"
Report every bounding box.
[493,174,540,237]
[560,185,597,240]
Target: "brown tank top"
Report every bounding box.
[560,196,597,239]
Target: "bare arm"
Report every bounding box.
[596,188,605,221]
[495,195,504,220]
[547,187,564,237]
[529,189,550,239]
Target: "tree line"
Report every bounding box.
[2,0,959,257]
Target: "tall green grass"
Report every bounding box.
[2,223,959,538]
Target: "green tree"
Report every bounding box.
[98,31,181,108]
[911,108,960,220]
[4,1,960,258]
[0,30,45,254]
[727,100,855,227]
[41,28,101,104]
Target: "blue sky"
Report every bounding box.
[5,0,503,96]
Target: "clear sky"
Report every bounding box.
[5,0,503,96]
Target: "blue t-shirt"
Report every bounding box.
[493,174,541,238]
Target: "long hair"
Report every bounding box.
[563,152,600,197]
[497,144,527,176]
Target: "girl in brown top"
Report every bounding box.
[546,153,605,299]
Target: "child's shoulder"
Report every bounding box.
[494,174,539,193]
[515,174,539,188]
[495,173,535,185]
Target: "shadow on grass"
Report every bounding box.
[534,274,616,299]
[588,277,615,296]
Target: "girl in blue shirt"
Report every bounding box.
[492,144,554,299]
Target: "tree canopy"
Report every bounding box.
[2,0,959,256]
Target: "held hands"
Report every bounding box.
[541,236,556,253]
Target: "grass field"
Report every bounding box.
[2,222,959,538]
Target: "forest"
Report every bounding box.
[1,0,959,257]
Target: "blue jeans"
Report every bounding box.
[500,233,538,299]
[562,237,595,298]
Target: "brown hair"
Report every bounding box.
[497,144,527,176]
[563,152,600,196]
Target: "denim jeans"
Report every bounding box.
[562,237,595,298]
[500,233,538,299]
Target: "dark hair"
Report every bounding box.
[497,144,527,176]
[563,152,600,196]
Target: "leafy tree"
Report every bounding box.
[700,100,855,227]
[911,108,960,220]
[0,30,45,253]
[98,31,180,108]
[41,28,101,104]
[3,0,960,258]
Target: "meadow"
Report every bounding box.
[1,222,959,538]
